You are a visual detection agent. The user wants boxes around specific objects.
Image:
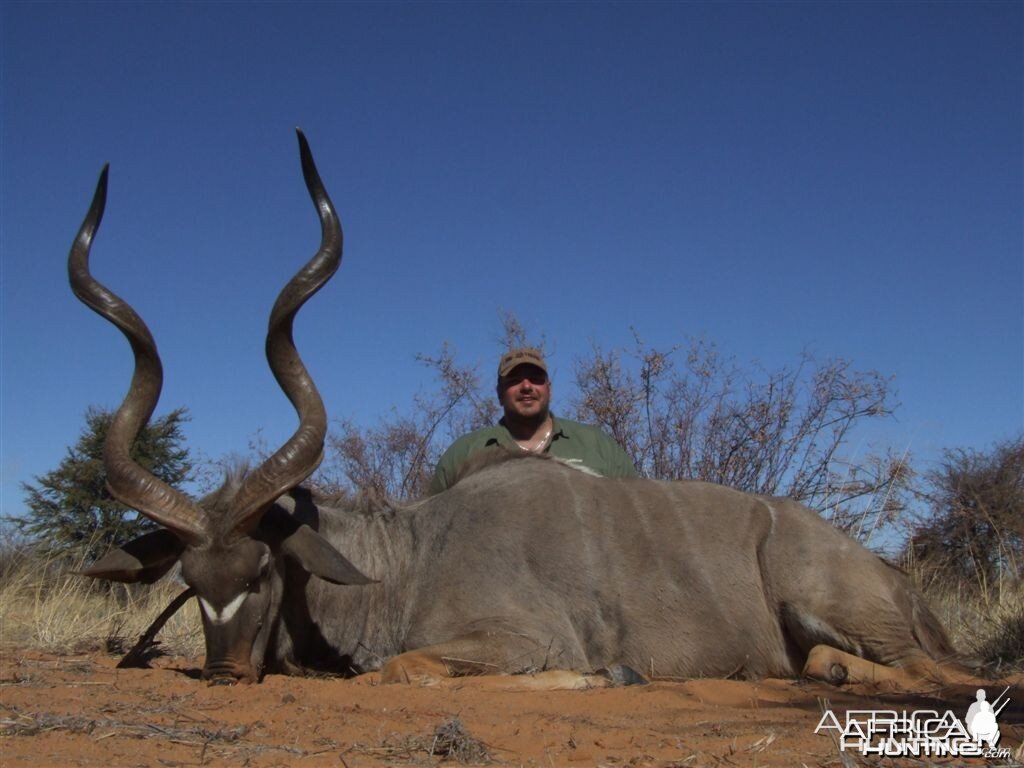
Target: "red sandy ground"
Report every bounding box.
[0,650,1021,767]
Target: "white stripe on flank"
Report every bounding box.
[199,593,247,625]
[763,500,778,537]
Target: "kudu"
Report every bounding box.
[75,132,969,689]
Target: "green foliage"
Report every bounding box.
[14,407,194,561]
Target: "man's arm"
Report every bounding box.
[428,448,459,495]
[554,419,638,479]
[428,428,501,495]
[601,435,639,478]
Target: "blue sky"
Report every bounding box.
[2,1,1021,517]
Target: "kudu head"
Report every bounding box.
[72,131,372,683]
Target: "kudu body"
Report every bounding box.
[76,133,965,688]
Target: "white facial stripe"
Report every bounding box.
[198,593,248,625]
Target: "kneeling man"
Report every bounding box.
[429,348,637,494]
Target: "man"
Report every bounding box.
[429,347,638,494]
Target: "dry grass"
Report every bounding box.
[906,542,1023,672]
[920,573,1024,674]
[0,545,203,658]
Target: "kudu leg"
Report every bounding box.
[380,630,612,690]
[803,644,989,690]
[118,587,196,668]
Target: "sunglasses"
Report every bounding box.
[501,373,549,387]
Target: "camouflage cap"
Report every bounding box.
[497,347,548,378]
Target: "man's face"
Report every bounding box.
[498,364,551,421]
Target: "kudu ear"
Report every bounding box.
[78,529,185,584]
[280,525,376,586]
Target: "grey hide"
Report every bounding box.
[256,452,953,683]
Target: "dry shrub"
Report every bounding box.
[573,334,906,539]
[904,436,1023,671]
[427,718,491,763]
[367,718,490,764]
[323,344,498,500]
[0,543,202,657]
[907,437,1022,588]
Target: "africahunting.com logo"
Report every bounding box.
[815,687,1012,759]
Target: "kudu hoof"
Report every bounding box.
[598,664,648,686]
[825,663,849,685]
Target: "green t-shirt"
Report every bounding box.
[429,415,637,494]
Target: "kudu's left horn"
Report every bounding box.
[227,129,342,535]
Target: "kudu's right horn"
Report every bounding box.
[69,164,207,544]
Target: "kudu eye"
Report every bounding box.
[234,550,272,593]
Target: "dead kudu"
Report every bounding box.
[74,132,974,690]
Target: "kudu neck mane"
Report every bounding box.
[192,465,256,543]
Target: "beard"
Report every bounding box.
[501,392,550,431]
